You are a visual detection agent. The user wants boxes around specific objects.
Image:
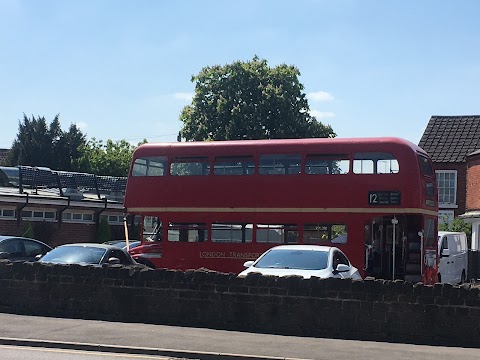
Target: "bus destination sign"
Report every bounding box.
[368,191,401,205]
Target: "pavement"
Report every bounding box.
[1,312,480,360]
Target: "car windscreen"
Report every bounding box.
[40,246,107,264]
[254,249,329,270]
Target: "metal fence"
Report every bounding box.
[0,166,127,199]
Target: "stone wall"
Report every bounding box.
[1,260,480,347]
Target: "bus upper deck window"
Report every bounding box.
[170,157,210,176]
[418,155,434,176]
[305,155,349,174]
[259,154,301,175]
[132,157,167,176]
[353,152,399,174]
[214,156,255,175]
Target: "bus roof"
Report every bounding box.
[133,137,427,157]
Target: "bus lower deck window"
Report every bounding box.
[303,224,348,244]
[256,224,299,243]
[168,223,207,242]
[211,223,253,243]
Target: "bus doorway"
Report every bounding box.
[365,215,424,282]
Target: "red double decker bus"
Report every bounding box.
[124,137,438,284]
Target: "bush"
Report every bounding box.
[96,218,111,243]
[439,217,472,247]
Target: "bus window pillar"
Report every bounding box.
[391,217,398,280]
[417,230,424,276]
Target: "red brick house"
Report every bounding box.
[418,115,480,250]
[0,166,128,247]
[463,150,480,251]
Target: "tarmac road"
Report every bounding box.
[0,313,479,360]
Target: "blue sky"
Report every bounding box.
[1,0,480,149]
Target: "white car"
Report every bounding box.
[238,245,362,280]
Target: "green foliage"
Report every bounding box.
[75,138,146,176]
[96,217,112,243]
[7,114,86,170]
[179,56,336,141]
[22,222,34,238]
[439,217,472,243]
[438,222,449,231]
[449,218,472,238]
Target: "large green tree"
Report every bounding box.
[179,56,336,141]
[7,114,86,170]
[75,138,144,177]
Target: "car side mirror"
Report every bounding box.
[243,260,254,268]
[0,252,10,260]
[108,257,121,265]
[35,254,43,261]
[334,264,350,273]
[441,248,450,257]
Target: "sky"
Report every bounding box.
[1,0,480,149]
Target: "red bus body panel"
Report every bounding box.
[124,137,438,281]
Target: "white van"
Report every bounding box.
[437,231,468,284]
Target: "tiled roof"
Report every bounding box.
[418,116,480,163]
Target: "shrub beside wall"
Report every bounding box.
[0,260,479,347]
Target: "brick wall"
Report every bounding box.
[466,153,480,211]
[1,261,479,347]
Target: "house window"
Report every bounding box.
[63,212,95,223]
[21,210,57,221]
[0,209,15,218]
[100,214,123,224]
[436,170,457,206]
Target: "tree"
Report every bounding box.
[439,217,472,246]
[179,56,336,141]
[7,114,86,170]
[55,123,87,171]
[75,138,145,177]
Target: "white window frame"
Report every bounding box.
[62,211,95,224]
[436,170,457,208]
[21,209,57,222]
[100,214,124,225]
[0,208,16,219]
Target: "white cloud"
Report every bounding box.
[174,92,194,102]
[307,91,335,102]
[310,110,335,119]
